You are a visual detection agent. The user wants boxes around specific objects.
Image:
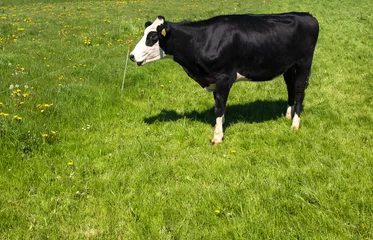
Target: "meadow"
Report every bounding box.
[1,0,372,238]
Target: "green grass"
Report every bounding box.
[1,0,373,239]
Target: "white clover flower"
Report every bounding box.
[9,84,14,90]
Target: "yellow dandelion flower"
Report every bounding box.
[22,93,28,98]
[67,161,74,166]
[16,89,21,93]
[215,209,221,215]
[17,117,22,121]
[3,113,9,117]
[40,109,45,113]
[43,133,48,137]
[17,27,25,31]
[19,101,25,105]
[160,84,165,88]
[0,102,3,106]
[84,39,91,46]
[51,130,56,135]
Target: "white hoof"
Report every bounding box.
[291,113,300,129]
[286,105,293,120]
[211,137,223,145]
[212,115,224,145]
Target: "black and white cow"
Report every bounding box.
[130,13,319,145]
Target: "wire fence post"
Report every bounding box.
[122,40,133,91]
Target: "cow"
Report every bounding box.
[129,13,319,145]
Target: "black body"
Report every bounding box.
[156,13,319,121]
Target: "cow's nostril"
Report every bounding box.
[129,54,135,62]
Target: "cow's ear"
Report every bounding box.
[145,21,152,28]
[156,22,169,39]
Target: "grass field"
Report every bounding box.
[1,0,372,238]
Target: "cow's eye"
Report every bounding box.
[145,31,159,46]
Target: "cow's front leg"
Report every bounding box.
[211,88,230,145]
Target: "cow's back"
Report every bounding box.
[182,13,319,81]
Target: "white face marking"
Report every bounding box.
[130,17,166,65]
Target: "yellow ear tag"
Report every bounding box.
[161,28,166,37]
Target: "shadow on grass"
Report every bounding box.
[144,100,288,127]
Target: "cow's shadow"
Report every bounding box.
[144,100,288,127]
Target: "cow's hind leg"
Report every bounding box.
[283,65,296,120]
[291,60,312,129]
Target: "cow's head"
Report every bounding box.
[129,16,169,66]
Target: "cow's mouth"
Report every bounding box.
[129,54,144,66]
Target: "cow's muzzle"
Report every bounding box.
[129,54,144,66]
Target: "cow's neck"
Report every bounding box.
[162,23,194,58]
[163,23,212,87]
